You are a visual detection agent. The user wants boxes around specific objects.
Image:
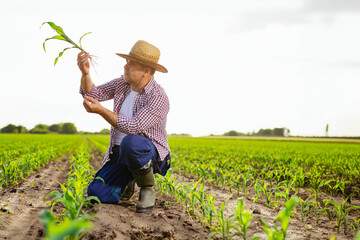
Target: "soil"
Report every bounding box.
[0,150,358,240]
[0,151,210,240]
[175,174,360,240]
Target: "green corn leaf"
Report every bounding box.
[79,32,92,49]
[41,22,64,35]
[39,209,92,240]
[355,231,360,240]
[54,46,76,66]
[42,35,66,52]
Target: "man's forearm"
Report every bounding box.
[99,107,118,129]
[81,74,94,94]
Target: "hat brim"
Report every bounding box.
[116,53,168,73]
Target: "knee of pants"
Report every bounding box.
[120,135,151,154]
[120,135,157,169]
[87,179,121,204]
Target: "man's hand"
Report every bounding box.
[83,96,119,128]
[77,51,90,76]
[83,96,104,114]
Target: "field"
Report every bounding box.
[1,134,360,240]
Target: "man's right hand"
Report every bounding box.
[77,51,90,75]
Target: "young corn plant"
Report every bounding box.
[258,181,275,207]
[41,21,95,66]
[351,216,360,235]
[194,182,208,222]
[297,196,313,222]
[39,209,92,240]
[42,140,99,240]
[323,199,360,235]
[232,198,259,240]
[253,181,262,203]
[46,181,100,220]
[208,196,237,240]
[241,172,253,196]
[293,168,305,196]
[205,193,216,228]
[260,196,298,240]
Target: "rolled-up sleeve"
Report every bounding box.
[117,93,169,134]
[79,78,121,101]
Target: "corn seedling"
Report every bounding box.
[297,196,313,222]
[351,217,360,235]
[205,193,216,228]
[253,182,262,203]
[241,172,253,196]
[232,198,259,240]
[41,21,96,66]
[39,209,92,240]
[258,181,275,207]
[260,196,298,240]
[323,199,360,234]
[208,196,237,240]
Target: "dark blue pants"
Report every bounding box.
[87,135,171,203]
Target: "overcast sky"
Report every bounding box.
[1,0,360,136]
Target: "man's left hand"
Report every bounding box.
[83,96,103,114]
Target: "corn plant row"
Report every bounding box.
[80,136,360,237]
[170,138,360,200]
[168,138,360,237]
[156,170,300,240]
[0,135,82,191]
[86,135,109,154]
[0,134,80,164]
[40,138,100,240]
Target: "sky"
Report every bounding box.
[1,0,360,137]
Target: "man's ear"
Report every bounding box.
[145,67,152,76]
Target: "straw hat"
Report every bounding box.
[116,40,168,73]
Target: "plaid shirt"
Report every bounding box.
[81,75,170,165]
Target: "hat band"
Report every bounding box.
[128,52,158,65]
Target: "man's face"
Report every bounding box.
[124,59,146,84]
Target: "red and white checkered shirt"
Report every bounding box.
[81,75,170,165]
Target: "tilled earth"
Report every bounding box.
[0,152,210,240]
[0,151,358,240]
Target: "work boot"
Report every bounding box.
[120,180,135,201]
[133,170,156,213]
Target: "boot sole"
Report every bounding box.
[136,206,154,213]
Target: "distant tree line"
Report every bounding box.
[0,123,111,135]
[1,123,77,134]
[168,133,192,137]
[223,127,290,137]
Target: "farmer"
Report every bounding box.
[77,40,171,213]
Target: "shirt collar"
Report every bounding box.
[142,77,155,94]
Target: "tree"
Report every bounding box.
[60,122,77,134]
[257,128,273,136]
[49,124,61,133]
[223,130,245,136]
[16,125,28,133]
[224,130,239,136]
[273,128,285,136]
[30,124,49,134]
[1,124,18,133]
[99,128,110,134]
[256,127,290,137]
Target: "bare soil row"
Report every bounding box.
[0,151,210,240]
